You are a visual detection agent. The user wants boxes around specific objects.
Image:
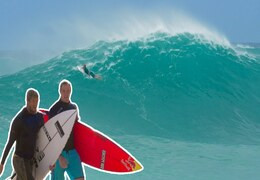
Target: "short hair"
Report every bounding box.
[59,79,72,92]
[26,88,39,102]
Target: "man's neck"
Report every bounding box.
[60,99,70,104]
[26,106,36,114]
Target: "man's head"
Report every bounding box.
[26,88,39,114]
[59,80,72,103]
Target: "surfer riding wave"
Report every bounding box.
[82,64,102,80]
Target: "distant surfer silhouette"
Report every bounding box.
[82,64,102,80]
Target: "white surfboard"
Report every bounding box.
[77,66,92,79]
[77,65,85,74]
[11,109,77,180]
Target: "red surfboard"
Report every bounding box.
[40,109,143,174]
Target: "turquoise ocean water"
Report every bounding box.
[0,32,260,179]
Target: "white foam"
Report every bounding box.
[235,44,255,49]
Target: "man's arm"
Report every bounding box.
[49,103,58,119]
[58,155,68,169]
[0,119,17,176]
[0,164,3,176]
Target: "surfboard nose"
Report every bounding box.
[133,160,143,172]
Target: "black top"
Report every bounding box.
[49,99,78,151]
[83,66,96,78]
[1,108,44,165]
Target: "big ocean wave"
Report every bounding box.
[0,32,260,146]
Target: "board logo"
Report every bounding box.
[55,120,65,137]
[33,147,45,168]
[100,150,106,169]
[33,157,38,168]
[37,151,45,162]
[121,157,135,171]
[42,125,52,141]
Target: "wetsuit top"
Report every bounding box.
[83,66,95,78]
[1,107,44,165]
[49,99,78,151]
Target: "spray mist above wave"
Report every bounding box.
[28,10,232,52]
[67,10,256,62]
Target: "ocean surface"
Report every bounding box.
[0,32,260,180]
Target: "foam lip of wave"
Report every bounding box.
[125,22,229,49]
[236,44,255,49]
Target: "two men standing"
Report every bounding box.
[0,79,85,180]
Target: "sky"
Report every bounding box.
[0,0,259,51]
[0,0,259,75]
